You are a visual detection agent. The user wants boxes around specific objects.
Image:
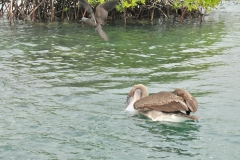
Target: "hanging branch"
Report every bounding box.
[9,0,14,25]
[50,0,54,21]
[26,1,44,20]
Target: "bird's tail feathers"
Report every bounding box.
[95,23,109,41]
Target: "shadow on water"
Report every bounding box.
[135,113,201,137]
[129,114,202,158]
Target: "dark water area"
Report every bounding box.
[0,3,240,159]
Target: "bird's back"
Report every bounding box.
[134,91,188,112]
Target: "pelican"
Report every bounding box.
[126,84,199,122]
[79,0,119,41]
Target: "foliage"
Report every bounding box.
[84,0,146,12]
[86,0,101,6]
[64,7,69,12]
[84,0,221,13]
[116,0,146,12]
[173,0,221,12]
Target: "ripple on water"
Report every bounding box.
[53,46,71,51]
[29,50,49,54]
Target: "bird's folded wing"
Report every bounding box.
[172,88,198,113]
[185,96,198,113]
[134,92,189,112]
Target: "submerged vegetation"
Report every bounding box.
[0,0,223,24]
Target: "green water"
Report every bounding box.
[0,4,240,159]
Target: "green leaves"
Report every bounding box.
[64,7,69,11]
[85,0,146,12]
[173,0,221,12]
[116,0,146,12]
[82,0,221,14]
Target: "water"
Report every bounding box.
[1,4,240,159]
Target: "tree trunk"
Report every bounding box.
[9,0,14,25]
[50,0,54,21]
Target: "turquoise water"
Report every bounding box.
[0,4,240,159]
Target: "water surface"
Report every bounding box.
[0,4,240,159]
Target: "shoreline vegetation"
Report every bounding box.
[0,0,233,25]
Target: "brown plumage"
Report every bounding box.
[126,84,199,121]
[79,0,119,41]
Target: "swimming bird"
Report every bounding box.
[126,84,199,122]
[79,0,119,41]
